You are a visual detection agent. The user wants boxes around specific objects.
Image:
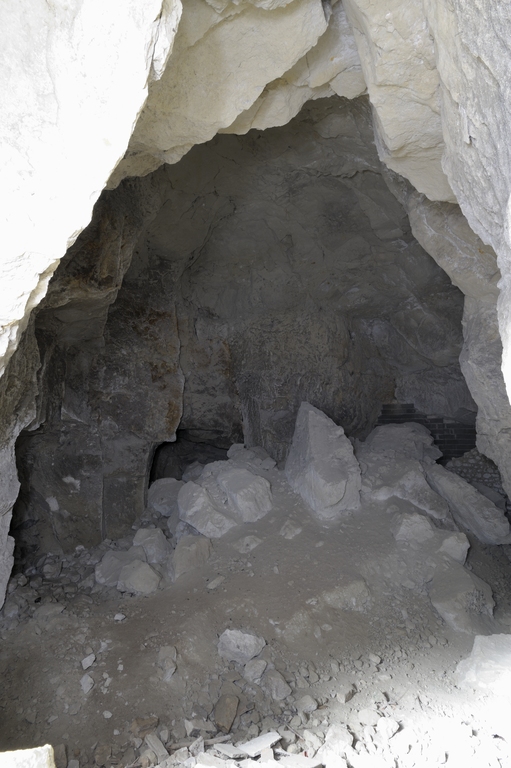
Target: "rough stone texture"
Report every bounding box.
[147,478,184,517]
[172,535,212,580]
[425,463,511,546]
[260,669,292,701]
[457,635,511,702]
[133,528,171,564]
[110,0,329,184]
[178,483,236,539]
[13,97,471,565]
[428,562,494,634]
[383,172,511,499]
[342,0,454,202]
[217,629,266,664]
[95,550,147,588]
[116,560,161,595]
[0,745,56,768]
[1,0,182,378]
[286,402,361,520]
[217,468,273,523]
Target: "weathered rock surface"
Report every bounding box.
[117,560,161,595]
[285,403,361,520]
[178,483,236,539]
[133,528,171,564]
[147,478,184,517]
[217,629,266,664]
[172,535,212,580]
[425,463,511,545]
[428,562,494,634]
[217,468,272,523]
[457,635,511,702]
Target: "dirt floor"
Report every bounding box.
[2,449,511,768]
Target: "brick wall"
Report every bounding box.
[376,404,476,461]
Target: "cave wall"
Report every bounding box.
[13,97,474,560]
[2,0,511,603]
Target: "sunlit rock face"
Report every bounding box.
[13,97,472,560]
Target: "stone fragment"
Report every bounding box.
[279,520,303,540]
[172,535,212,580]
[295,695,318,714]
[80,674,94,694]
[392,512,435,544]
[182,462,205,482]
[457,634,511,701]
[52,744,66,768]
[0,745,56,768]
[195,754,228,768]
[243,659,267,684]
[237,731,281,757]
[217,468,273,522]
[336,683,356,704]
[217,629,266,664]
[278,756,323,768]
[145,733,169,763]
[213,744,246,759]
[357,708,379,727]
[147,477,184,516]
[95,550,146,588]
[233,536,262,554]
[214,694,239,733]
[285,403,361,520]
[207,575,225,590]
[81,653,95,670]
[157,645,177,681]
[321,577,371,612]
[425,463,511,544]
[131,716,159,738]
[376,717,400,740]
[178,482,236,538]
[362,423,442,463]
[94,745,112,767]
[428,562,494,633]
[117,560,161,595]
[437,532,470,564]
[133,528,171,564]
[260,670,292,701]
[189,736,205,756]
[33,603,65,620]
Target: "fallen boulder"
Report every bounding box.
[285,402,361,521]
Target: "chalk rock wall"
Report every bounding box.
[13,97,472,561]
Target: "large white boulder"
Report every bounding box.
[285,402,361,521]
[424,463,511,545]
[217,629,266,664]
[217,468,273,523]
[361,422,442,463]
[428,561,494,634]
[178,481,236,538]
[147,477,184,517]
[457,634,511,702]
[133,528,172,564]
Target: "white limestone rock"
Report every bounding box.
[343,0,454,202]
[0,745,57,768]
[217,467,273,522]
[147,477,184,517]
[111,0,329,183]
[217,628,266,664]
[261,669,292,700]
[95,549,147,588]
[392,512,436,544]
[172,535,212,580]
[428,562,494,634]
[178,481,236,538]
[361,423,442,463]
[133,528,171,564]
[1,0,182,379]
[424,463,511,545]
[243,659,267,684]
[157,645,177,681]
[117,560,161,595]
[285,402,361,521]
[457,635,511,702]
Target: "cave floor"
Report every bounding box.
[1,469,511,768]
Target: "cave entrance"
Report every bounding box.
[150,430,231,484]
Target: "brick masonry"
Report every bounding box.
[376,403,476,461]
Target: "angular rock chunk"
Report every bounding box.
[424,463,511,544]
[178,482,236,538]
[217,629,265,664]
[392,512,435,544]
[285,402,361,520]
[147,477,184,517]
[428,562,494,633]
[95,549,146,587]
[117,560,161,595]
[243,658,267,684]
[237,731,281,757]
[321,577,371,612]
[261,669,292,701]
[133,528,171,564]
[217,468,272,522]
[457,634,511,701]
[362,422,442,463]
[214,694,239,733]
[172,535,212,580]
[157,645,177,681]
